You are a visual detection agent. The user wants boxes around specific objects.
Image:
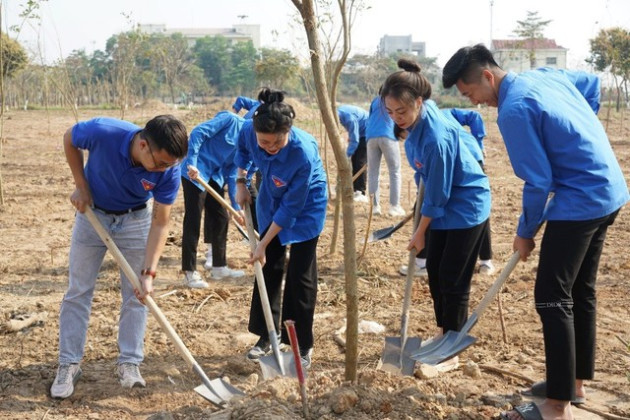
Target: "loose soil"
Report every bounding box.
[1,104,629,419]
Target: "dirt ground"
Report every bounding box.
[0,103,629,420]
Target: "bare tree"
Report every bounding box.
[290,0,363,382]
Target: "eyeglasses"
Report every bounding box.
[145,139,180,169]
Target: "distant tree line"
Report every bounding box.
[0,25,450,111]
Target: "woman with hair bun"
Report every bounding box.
[235,88,327,369]
[381,59,491,359]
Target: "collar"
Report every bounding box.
[120,129,142,167]
[498,72,517,109]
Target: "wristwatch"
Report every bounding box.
[236,177,248,185]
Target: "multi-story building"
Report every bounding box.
[491,38,567,72]
[138,23,260,49]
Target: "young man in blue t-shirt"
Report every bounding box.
[443,44,629,420]
[51,115,188,399]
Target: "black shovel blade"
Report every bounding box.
[193,378,245,406]
[259,351,297,380]
[379,336,422,376]
[411,331,477,365]
[368,226,397,242]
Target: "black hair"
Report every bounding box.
[442,43,501,89]
[380,58,432,107]
[253,88,295,134]
[142,114,188,158]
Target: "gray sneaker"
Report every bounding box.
[50,363,82,399]
[117,363,146,388]
[246,337,271,361]
[300,348,313,370]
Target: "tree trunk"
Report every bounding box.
[291,0,359,382]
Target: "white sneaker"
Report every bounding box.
[388,205,406,217]
[117,363,146,388]
[372,205,382,216]
[399,264,428,276]
[203,249,213,270]
[212,266,245,279]
[353,191,368,203]
[478,260,495,275]
[183,271,209,289]
[50,363,82,399]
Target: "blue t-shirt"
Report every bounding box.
[498,69,629,238]
[365,97,397,142]
[181,111,245,209]
[235,121,328,245]
[72,117,181,211]
[404,100,491,230]
[337,104,369,157]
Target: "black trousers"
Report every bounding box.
[248,234,319,351]
[426,220,487,332]
[351,136,367,194]
[181,177,228,271]
[535,210,620,401]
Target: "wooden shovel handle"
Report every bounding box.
[84,207,197,369]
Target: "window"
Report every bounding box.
[546,57,557,65]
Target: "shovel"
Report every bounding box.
[378,181,424,375]
[368,212,413,242]
[411,250,522,365]
[83,207,244,407]
[243,203,295,379]
[188,165,260,241]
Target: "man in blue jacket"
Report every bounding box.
[338,104,369,202]
[443,43,629,420]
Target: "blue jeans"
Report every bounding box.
[58,207,151,365]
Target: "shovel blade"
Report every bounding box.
[259,351,297,380]
[411,331,477,365]
[194,377,244,406]
[379,336,421,376]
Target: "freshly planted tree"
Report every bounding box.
[588,27,630,112]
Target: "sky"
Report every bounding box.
[4,0,630,69]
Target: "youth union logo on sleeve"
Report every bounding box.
[271,175,286,188]
[141,178,156,191]
[414,159,423,169]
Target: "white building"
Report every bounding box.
[491,38,567,72]
[378,35,426,57]
[138,24,260,49]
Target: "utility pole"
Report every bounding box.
[489,0,494,48]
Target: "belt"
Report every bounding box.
[94,203,147,215]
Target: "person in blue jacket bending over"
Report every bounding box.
[232,96,261,120]
[180,111,247,289]
[235,88,328,370]
[445,108,494,275]
[382,59,492,368]
[338,104,369,202]
[366,95,406,217]
[443,43,628,420]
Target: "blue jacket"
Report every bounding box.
[549,68,601,114]
[232,96,261,119]
[338,104,369,157]
[181,111,244,209]
[235,121,328,245]
[366,97,397,141]
[441,109,484,163]
[72,117,181,210]
[445,108,487,152]
[405,100,491,229]
[498,69,629,238]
